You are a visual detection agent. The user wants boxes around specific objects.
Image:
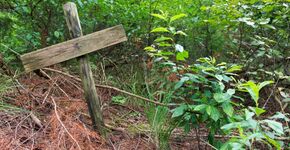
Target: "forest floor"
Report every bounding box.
[0,67,287,150]
[0,67,206,150]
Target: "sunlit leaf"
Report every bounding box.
[154,36,173,42]
[151,13,167,21]
[263,134,281,150]
[170,13,187,22]
[144,46,156,51]
[249,106,266,116]
[258,81,273,90]
[176,51,189,61]
[259,18,270,25]
[226,65,242,73]
[175,31,188,36]
[238,17,256,27]
[151,27,169,33]
[158,42,171,47]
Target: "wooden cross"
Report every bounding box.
[20,2,127,136]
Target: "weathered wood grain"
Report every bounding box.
[63,2,107,136]
[20,25,127,72]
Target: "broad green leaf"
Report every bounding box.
[259,18,270,25]
[158,42,171,47]
[200,6,209,11]
[254,107,266,116]
[54,31,60,38]
[238,17,256,27]
[240,81,259,105]
[258,81,274,90]
[211,108,220,121]
[263,119,284,135]
[172,104,187,118]
[185,73,200,83]
[244,118,258,128]
[217,62,227,66]
[151,27,169,33]
[193,104,207,111]
[249,106,266,116]
[170,13,187,22]
[154,36,173,42]
[222,102,234,117]
[222,75,232,82]
[245,109,255,120]
[176,51,189,61]
[215,75,223,81]
[270,112,290,122]
[157,51,173,56]
[151,13,167,21]
[219,82,225,91]
[206,105,212,116]
[227,89,235,96]
[144,46,156,52]
[221,122,241,130]
[174,76,189,90]
[226,65,242,73]
[263,24,276,30]
[175,31,188,36]
[206,106,220,121]
[245,133,264,141]
[214,92,231,103]
[263,134,281,150]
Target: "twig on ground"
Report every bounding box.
[40,70,70,99]
[30,112,42,128]
[14,113,31,140]
[108,138,117,150]
[13,114,53,150]
[14,79,36,99]
[134,133,141,150]
[51,96,81,150]
[41,79,56,104]
[200,138,218,150]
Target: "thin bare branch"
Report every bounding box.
[51,96,81,150]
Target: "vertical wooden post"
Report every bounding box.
[63,2,106,136]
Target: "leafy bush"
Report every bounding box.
[144,11,289,150]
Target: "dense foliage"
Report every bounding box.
[0,0,289,150]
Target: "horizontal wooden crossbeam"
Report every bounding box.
[20,25,127,72]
